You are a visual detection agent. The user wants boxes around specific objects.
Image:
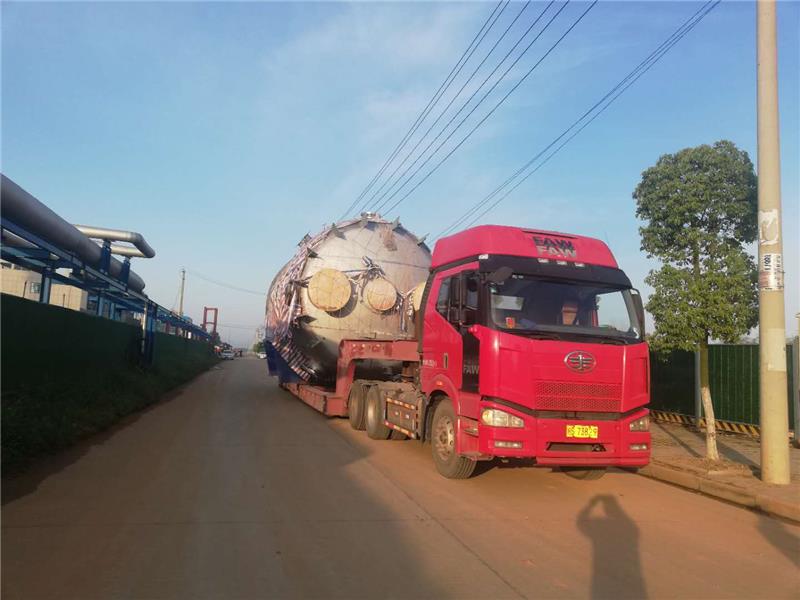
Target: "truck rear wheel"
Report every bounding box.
[561,467,607,480]
[348,382,367,431]
[365,386,391,440]
[431,400,476,479]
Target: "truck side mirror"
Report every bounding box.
[631,289,645,337]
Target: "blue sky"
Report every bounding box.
[3,1,798,346]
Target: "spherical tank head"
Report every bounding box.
[265,214,432,384]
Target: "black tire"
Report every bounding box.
[561,467,607,480]
[390,429,408,441]
[431,400,476,479]
[365,386,391,440]
[348,382,367,431]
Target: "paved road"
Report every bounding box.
[3,358,798,599]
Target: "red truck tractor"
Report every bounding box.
[270,225,651,479]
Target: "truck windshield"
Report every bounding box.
[487,274,642,343]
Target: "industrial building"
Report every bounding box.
[1,260,88,311]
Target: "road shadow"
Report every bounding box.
[469,457,537,476]
[656,422,761,475]
[2,422,121,504]
[654,422,701,458]
[1,380,192,504]
[682,425,759,468]
[578,494,648,600]
[3,360,455,599]
[756,515,800,569]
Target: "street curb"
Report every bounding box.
[638,462,800,524]
[756,493,800,523]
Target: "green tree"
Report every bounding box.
[252,340,265,353]
[634,140,758,460]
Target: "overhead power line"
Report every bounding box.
[186,269,265,296]
[437,0,722,237]
[355,0,537,217]
[338,0,509,220]
[376,0,599,217]
[368,0,564,215]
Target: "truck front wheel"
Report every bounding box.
[365,386,391,440]
[431,400,476,479]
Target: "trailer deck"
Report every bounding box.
[281,339,419,417]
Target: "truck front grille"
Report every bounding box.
[534,381,621,412]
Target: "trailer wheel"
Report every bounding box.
[348,382,367,431]
[365,386,391,440]
[431,400,476,479]
[561,467,607,480]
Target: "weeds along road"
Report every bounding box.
[3,357,798,599]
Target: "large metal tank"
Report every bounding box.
[265,213,431,385]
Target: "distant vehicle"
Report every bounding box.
[221,349,235,360]
[257,352,267,359]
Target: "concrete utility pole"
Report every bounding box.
[793,313,799,449]
[178,268,186,317]
[756,0,790,484]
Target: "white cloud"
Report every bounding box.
[266,3,479,72]
[260,3,484,139]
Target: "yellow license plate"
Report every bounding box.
[566,424,598,439]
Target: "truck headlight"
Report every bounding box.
[629,415,649,432]
[481,408,524,428]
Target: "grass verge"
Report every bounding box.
[1,356,218,474]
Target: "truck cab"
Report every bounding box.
[418,226,650,478]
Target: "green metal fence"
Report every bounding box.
[650,350,695,415]
[712,343,794,427]
[650,343,795,427]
